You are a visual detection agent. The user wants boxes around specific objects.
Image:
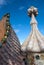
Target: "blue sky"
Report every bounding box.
[0,0,44,44]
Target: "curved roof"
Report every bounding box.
[0,13,22,65]
[21,6,44,52]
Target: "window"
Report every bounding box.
[35,55,40,60]
[23,58,28,65]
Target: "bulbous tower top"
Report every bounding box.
[28,6,38,17]
[21,6,44,52]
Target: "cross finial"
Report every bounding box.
[28,6,38,17]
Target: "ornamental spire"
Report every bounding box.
[28,6,38,25]
[21,6,44,52]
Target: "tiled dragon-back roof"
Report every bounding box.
[21,6,44,52]
[0,14,9,42]
[0,13,23,65]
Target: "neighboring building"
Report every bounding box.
[21,6,44,65]
[0,13,23,65]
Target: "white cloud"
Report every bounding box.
[18,24,22,26]
[19,6,25,10]
[0,0,8,5]
[12,24,22,28]
[14,29,20,33]
[12,24,22,33]
[0,0,4,5]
